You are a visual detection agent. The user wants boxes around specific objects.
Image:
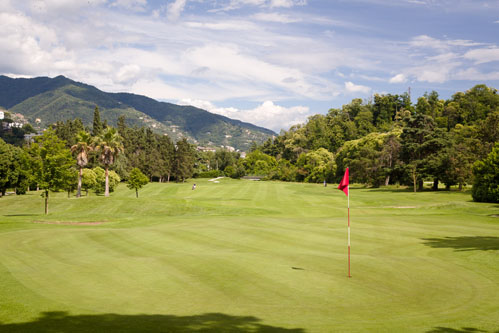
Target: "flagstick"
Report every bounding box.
[348,185,351,278]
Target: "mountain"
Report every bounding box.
[0,75,275,150]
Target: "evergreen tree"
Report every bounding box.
[173,138,196,182]
[92,106,102,136]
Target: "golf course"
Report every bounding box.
[0,178,497,332]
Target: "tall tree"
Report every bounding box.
[0,138,13,197]
[96,127,124,197]
[400,114,444,192]
[71,130,94,198]
[29,129,74,214]
[158,135,175,182]
[472,144,499,203]
[173,138,196,182]
[92,106,103,136]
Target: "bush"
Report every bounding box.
[81,169,97,196]
[93,167,121,194]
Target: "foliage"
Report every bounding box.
[472,144,499,203]
[173,138,196,182]
[92,167,121,195]
[127,168,149,198]
[242,150,277,176]
[92,106,102,136]
[52,119,85,148]
[0,139,30,195]
[196,170,223,178]
[81,168,97,196]
[29,129,74,213]
[296,148,336,183]
[71,130,94,197]
[95,126,124,196]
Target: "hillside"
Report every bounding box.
[0,75,275,150]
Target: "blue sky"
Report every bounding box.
[1,0,498,132]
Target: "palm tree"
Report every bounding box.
[96,127,124,197]
[71,131,94,198]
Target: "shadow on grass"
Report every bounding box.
[365,188,412,193]
[426,327,492,333]
[3,214,38,217]
[421,236,499,251]
[0,311,305,332]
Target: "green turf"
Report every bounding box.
[0,179,497,332]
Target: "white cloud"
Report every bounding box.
[115,64,142,84]
[28,0,107,15]
[216,0,306,11]
[389,73,407,83]
[0,11,75,75]
[252,12,301,23]
[178,99,311,132]
[344,81,371,94]
[167,0,187,20]
[185,20,257,30]
[453,68,499,81]
[110,0,147,12]
[464,48,499,64]
[269,0,307,8]
[409,35,483,50]
[407,61,461,83]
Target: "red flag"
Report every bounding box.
[338,168,349,196]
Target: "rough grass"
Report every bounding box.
[0,179,497,332]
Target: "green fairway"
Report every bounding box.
[0,179,497,332]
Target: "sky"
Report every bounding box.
[1,0,498,133]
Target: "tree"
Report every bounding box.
[400,114,444,192]
[241,150,277,176]
[92,106,103,136]
[0,138,13,196]
[296,148,336,183]
[95,127,124,197]
[29,129,74,214]
[472,144,499,203]
[71,131,94,198]
[173,138,196,182]
[336,132,396,187]
[127,168,149,198]
[52,119,85,148]
[157,135,175,182]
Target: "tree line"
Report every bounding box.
[247,84,498,202]
[1,85,498,204]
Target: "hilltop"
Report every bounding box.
[0,75,275,150]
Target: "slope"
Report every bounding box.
[0,75,275,150]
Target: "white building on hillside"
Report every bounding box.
[0,111,4,120]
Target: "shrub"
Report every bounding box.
[93,167,121,194]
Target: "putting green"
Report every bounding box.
[0,179,497,332]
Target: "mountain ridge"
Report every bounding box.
[0,75,275,150]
